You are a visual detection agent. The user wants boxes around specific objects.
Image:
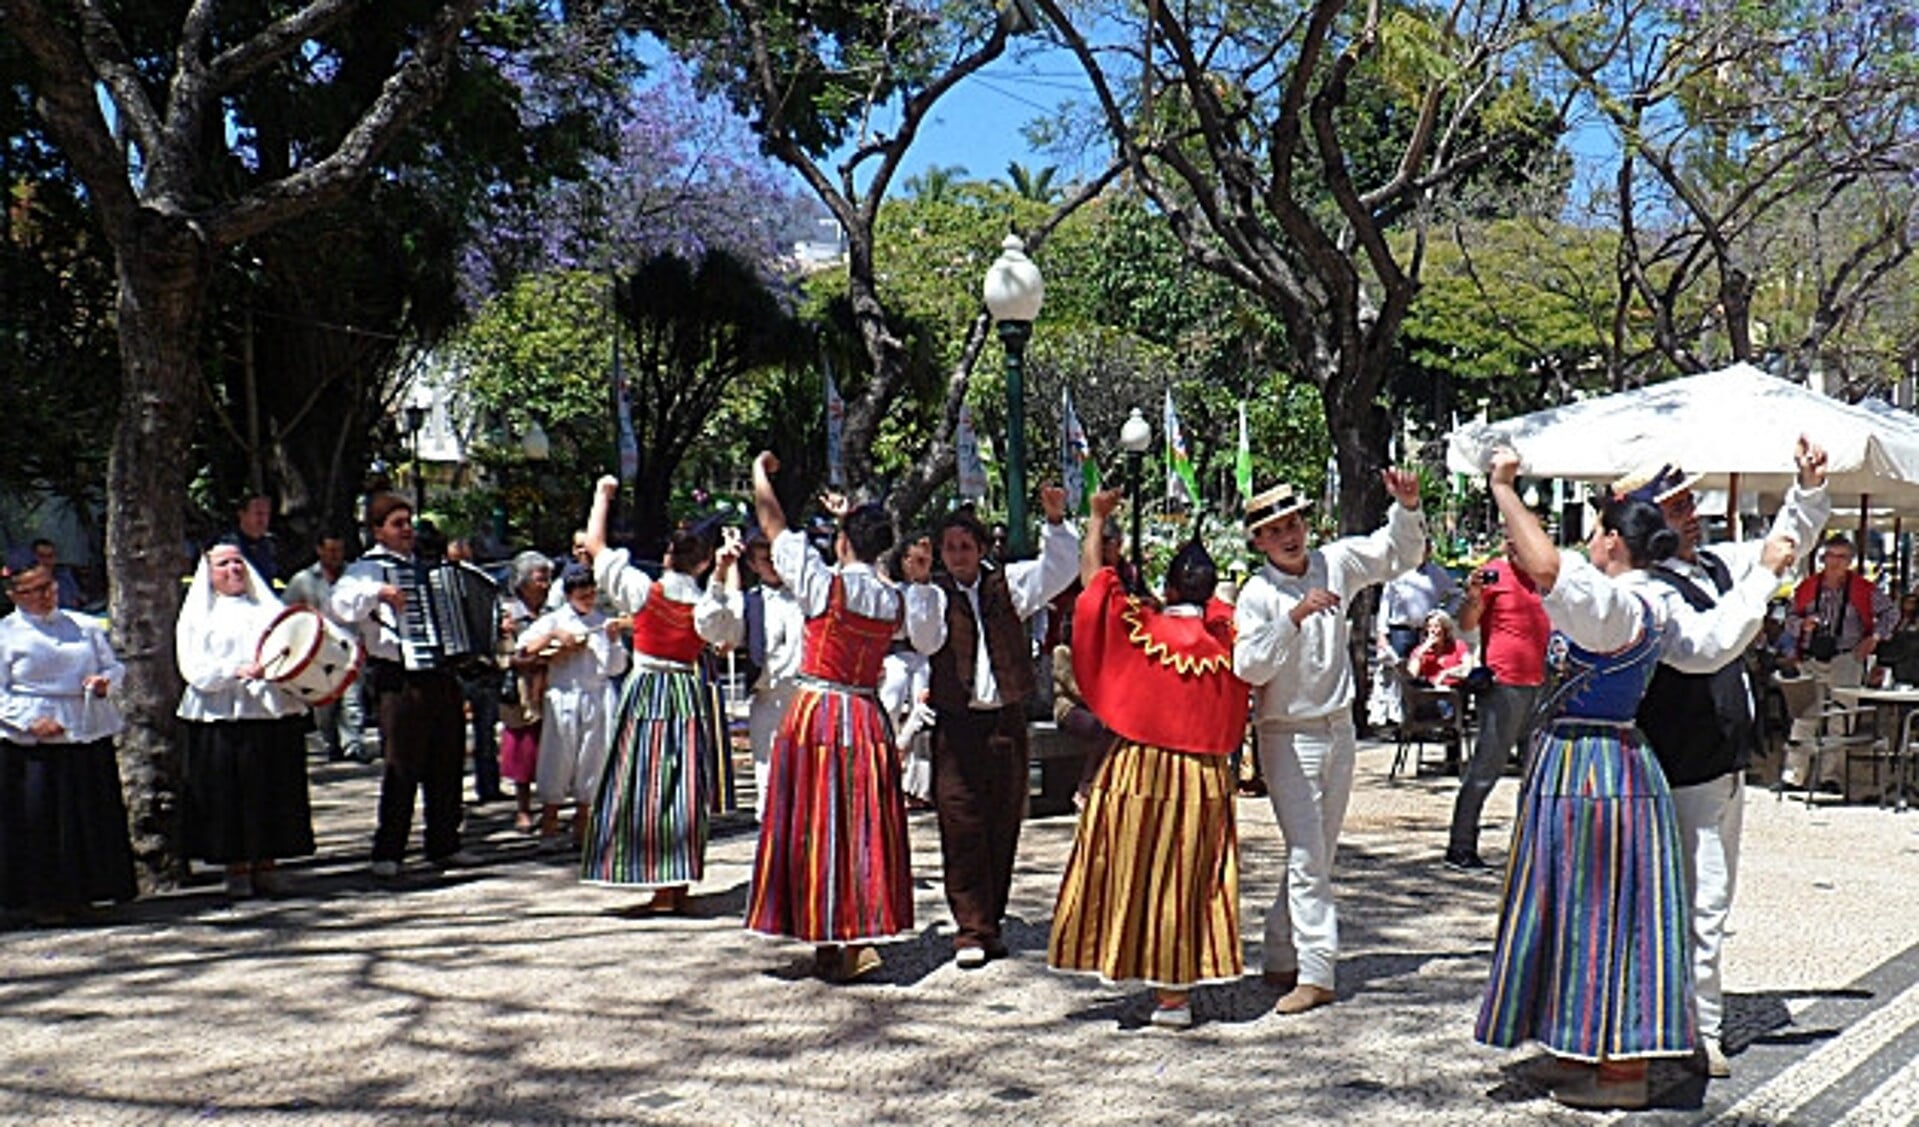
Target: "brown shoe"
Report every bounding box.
[1262,968,1298,991]
[1522,1055,1594,1088]
[1550,1071,1648,1111]
[1273,984,1336,1015]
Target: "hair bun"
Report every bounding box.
[1647,527,1680,562]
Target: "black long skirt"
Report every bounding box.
[182,717,316,864]
[0,738,138,910]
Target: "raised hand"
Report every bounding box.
[818,490,850,519]
[1382,468,1422,508]
[1487,447,1522,489]
[596,475,620,501]
[754,451,780,478]
[1795,435,1828,488]
[1090,488,1123,519]
[1760,533,1798,576]
[1039,483,1068,523]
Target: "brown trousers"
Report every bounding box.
[369,664,466,863]
[933,705,1028,949]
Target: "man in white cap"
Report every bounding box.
[1234,470,1425,1015]
[1624,437,1829,1080]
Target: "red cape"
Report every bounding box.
[1071,567,1250,756]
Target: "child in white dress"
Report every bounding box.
[521,567,629,846]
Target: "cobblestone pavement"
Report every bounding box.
[3,739,1916,1125]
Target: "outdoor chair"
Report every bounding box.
[1388,663,1469,780]
[1774,674,1877,808]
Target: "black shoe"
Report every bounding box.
[1444,848,1490,872]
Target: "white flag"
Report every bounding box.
[1060,388,1094,514]
[823,355,845,487]
[956,402,988,500]
[613,331,639,484]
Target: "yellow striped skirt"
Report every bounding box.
[1047,741,1242,989]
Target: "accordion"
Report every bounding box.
[380,560,500,672]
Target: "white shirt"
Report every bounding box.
[0,609,125,744]
[282,562,347,625]
[1234,504,1427,724]
[904,521,1080,709]
[1544,550,1775,673]
[522,602,629,691]
[755,583,805,693]
[594,548,743,649]
[177,594,303,722]
[772,529,903,624]
[1380,560,1458,628]
[331,547,415,663]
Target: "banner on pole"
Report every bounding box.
[1235,400,1253,505]
[1163,388,1199,507]
[823,353,845,487]
[1060,389,1097,514]
[956,402,988,500]
[614,329,639,484]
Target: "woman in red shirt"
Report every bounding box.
[1408,609,1474,686]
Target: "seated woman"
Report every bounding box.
[1408,609,1474,686]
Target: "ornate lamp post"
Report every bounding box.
[982,232,1043,557]
[1119,407,1152,594]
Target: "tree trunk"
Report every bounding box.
[1320,373,1392,535]
[107,219,209,891]
[836,249,911,505]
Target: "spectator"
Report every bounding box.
[1407,609,1474,686]
[31,540,84,610]
[282,532,368,762]
[1378,540,1459,660]
[1783,533,1895,790]
[232,494,278,584]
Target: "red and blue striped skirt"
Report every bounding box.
[581,664,714,889]
[1475,720,1696,1060]
[745,683,913,944]
[1048,741,1241,989]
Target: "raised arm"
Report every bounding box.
[584,475,618,562]
[1488,449,1560,593]
[753,451,787,541]
[1082,489,1121,587]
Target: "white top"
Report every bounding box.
[755,583,805,692]
[282,562,347,625]
[1543,549,1774,673]
[331,547,414,663]
[0,609,125,744]
[772,529,903,623]
[879,647,932,749]
[177,595,303,721]
[1380,560,1458,629]
[1235,503,1427,724]
[904,520,1079,709]
[522,603,629,691]
[594,549,743,648]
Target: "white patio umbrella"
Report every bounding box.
[1446,363,1919,519]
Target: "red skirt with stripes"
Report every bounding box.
[745,684,913,944]
[1048,741,1242,988]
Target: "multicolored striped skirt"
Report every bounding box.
[745,683,913,944]
[1048,741,1241,989]
[581,664,714,889]
[1475,720,1695,1060]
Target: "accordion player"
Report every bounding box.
[377,560,501,673]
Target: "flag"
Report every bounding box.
[823,351,845,486]
[1163,388,1199,507]
[1060,388,1097,514]
[613,327,639,484]
[956,402,988,500]
[1234,400,1253,503]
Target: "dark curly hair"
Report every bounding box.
[667,528,714,575]
[938,506,991,554]
[1598,497,1680,568]
[841,503,895,563]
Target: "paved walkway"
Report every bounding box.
[3,740,1916,1125]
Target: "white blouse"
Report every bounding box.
[772,529,902,624]
[522,603,629,692]
[1542,549,1775,674]
[0,609,125,744]
[177,594,304,722]
[593,549,744,648]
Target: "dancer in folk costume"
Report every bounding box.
[1048,490,1250,1030]
[175,542,314,899]
[743,451,912,982]
[1474,449,1795,1110]
[580,476,743,910]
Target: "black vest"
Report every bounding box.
[1636,553,1756,787]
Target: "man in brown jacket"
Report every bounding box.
[904,488,1078,968]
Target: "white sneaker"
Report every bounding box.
[432,849,481,868]
[954,947,988,970]
[368,859,401,878]
[1149,1003,1192,1029]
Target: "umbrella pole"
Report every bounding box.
[1898,517,1908,594]
[1859,495,1871,574]
[1728,473,1741,542]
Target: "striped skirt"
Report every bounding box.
[1048,742,1241,989]
[745,684,913,944]
[580,665,714,889]
[1475,721,1695,1060]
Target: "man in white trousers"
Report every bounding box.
[1626,438,1830,1079]
[1233,471,1426,1015]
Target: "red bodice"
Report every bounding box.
[1071,567,1249,755]
[632,591,703,664]
[798,574,897,689]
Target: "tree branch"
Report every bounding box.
[69,0,165,171]
[5,0,143,239]
[205,0,364,93]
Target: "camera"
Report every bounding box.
[1476,568,1499,585]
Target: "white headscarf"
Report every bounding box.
[176,543,298,720]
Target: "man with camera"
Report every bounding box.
[1446,538,1551,872]
[1784,530,1893,791]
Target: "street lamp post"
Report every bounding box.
[403,402,427,516]
[1119,407,1152,595]
[982,233,1043,558]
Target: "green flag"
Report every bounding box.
[1235,400,1253,503]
